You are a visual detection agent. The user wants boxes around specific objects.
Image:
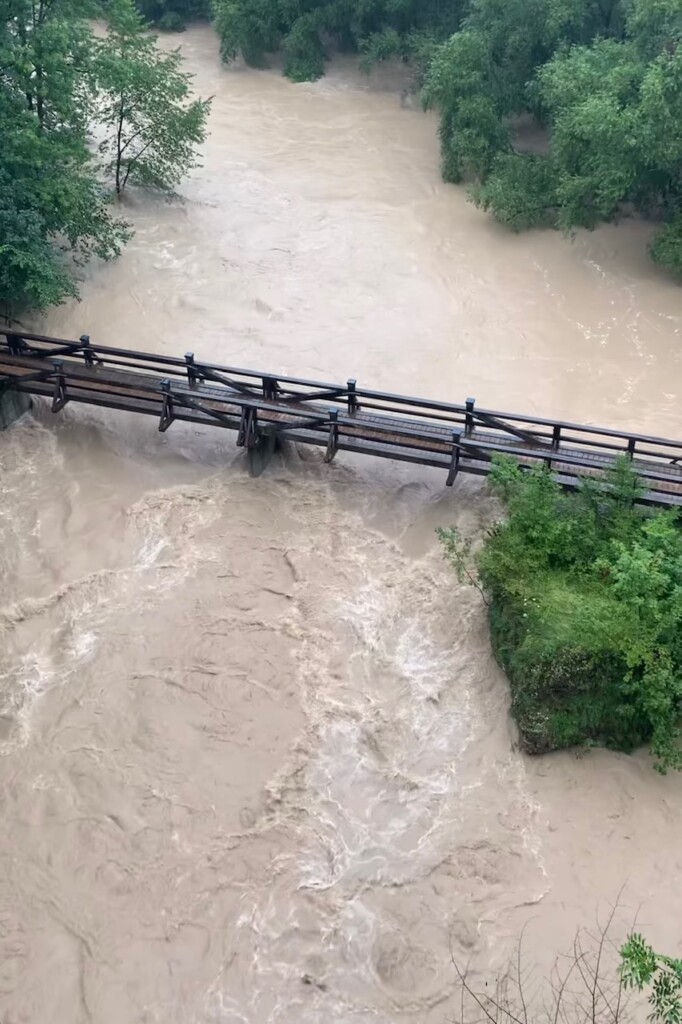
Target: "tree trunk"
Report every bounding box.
[115,95,125,194]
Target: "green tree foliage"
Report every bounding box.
[214,0,467,81]
[425,0,682,273]
[440,458,682,771]
[0,0,96,131]
[0,0,206,314]
[93,0,211,193]
[0,0,130,314]
[621,935,682,1024]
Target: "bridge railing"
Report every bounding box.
[2,328,682,474]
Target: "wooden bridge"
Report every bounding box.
[1,328,682,507]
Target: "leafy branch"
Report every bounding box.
[620,934,682,1024]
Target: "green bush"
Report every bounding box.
[440,457,682,771]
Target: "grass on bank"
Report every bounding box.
[439,456,682,772]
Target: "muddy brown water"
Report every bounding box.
[1,27,681,1024]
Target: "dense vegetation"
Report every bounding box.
[439,458,682,771]
[214,0,464,80]
[214,0,682,275]
[0,0,209,316]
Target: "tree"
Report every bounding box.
[620,935,682,1024]
[420,0,682,275]
[450,910,681,1024]
[92,0,211,194]
[0,3,130,314]
[213,0,468,81]
[470,153,557,230]
[0,97,131,314]
[423,27,513,182]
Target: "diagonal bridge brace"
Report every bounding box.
[156,383,239,433]
[192,364,262,398]
[464,398,553,449]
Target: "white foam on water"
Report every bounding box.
[136,533,168,569]
[69,629,98,661]
[212,526,485,1021]
[0,477,220,750]
[295,577,472,882]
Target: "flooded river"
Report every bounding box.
[1,26,681,1023]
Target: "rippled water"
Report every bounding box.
[1,27,681,1023]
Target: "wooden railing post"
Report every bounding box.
[80,334,93,367]
[447,430,462,486]
[325,409,339,463]
[159,379,174,432]
[347,379,358,415]
[627,437,636,460]
[263,375,278,400]
[7,334,24,356]
[51,361,67,412]
[465,397,475,436]
[185,352,197,386]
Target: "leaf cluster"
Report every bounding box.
[620,934,682,1024]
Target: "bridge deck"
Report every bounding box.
[1,330,682,507]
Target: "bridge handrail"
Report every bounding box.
[2,328,681,455]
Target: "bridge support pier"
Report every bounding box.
[0,388,31,431]
[247,431,277,478]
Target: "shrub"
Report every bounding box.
[440,457,682,771]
